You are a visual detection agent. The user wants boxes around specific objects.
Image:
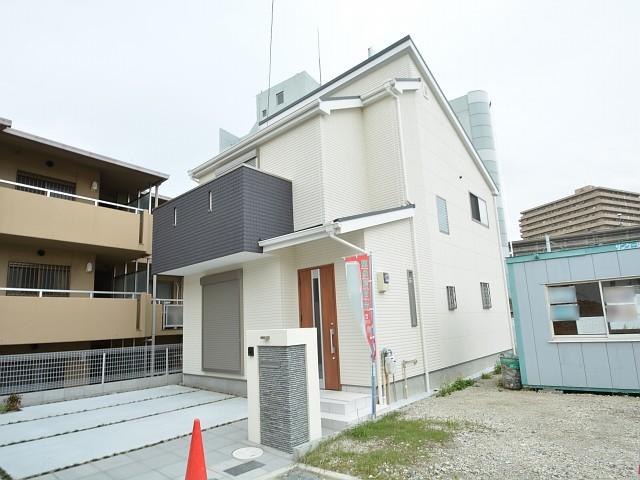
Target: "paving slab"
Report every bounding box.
[0,390,229,445]
[0,385,195,425]
[0,396,248,478]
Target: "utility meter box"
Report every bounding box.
[246,328,322,453]
[377,272,390,292]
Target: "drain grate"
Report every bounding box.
[224,460,265,476]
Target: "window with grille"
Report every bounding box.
[7,262,71,296]
[480,282,492,309]
[436,196,449,234]
[446,286,457,310]
[16,171,76,200]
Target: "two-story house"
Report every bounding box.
[152,36,513,398]
[0,117,182,354]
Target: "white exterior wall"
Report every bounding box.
[364,220,425,381]
[333,55,418,96]
[400,80,512,372]
[258,117,324,230]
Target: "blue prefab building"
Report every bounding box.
[506,241,640,393]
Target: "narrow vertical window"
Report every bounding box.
[208,191,213,212]
[480,282,492,309]
[436,196,449,234]
[407,270,418,327]
[446,286,457,310]
[276,91,284,105]
[173,207,177,227]
[469,193,489,226]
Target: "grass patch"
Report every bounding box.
[436,378,475,397]
[481,372,492,380]
[301,411,458,479]
[493,362,502,375]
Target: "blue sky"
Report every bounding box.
[1,0,638,239]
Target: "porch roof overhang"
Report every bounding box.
[259,204,415,253]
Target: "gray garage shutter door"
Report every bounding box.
[201,270,242,374]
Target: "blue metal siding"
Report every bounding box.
[507,247,640,392]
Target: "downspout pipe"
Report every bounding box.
[388,85,432,394]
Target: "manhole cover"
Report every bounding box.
[232,447,264,460]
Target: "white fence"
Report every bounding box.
[0,344,182,395]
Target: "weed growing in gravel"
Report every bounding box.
[481,372,492,380]
[1,394,21,413]
[436,378,475,397]
[301,411,459,479]
[493,362,502,375]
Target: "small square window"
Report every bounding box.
[480,282,492,309]
[446,286,457,310]
[262,109,267,118]
[470,193,489,226]
[276,91,284,105]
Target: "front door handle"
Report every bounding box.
[330,328,336,355]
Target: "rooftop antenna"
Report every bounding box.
[266,0,275,124]
[317,27,322,85]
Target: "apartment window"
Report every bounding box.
[7,262,70,296]
[469,192,489,226]
[16,171,76,200]
[262,109,267,118]
[173,207,177,226]
[436,196,449,234]
[407,270,418,327]
[208,191,213,212]
[446,286,457,310]
[548,278,640,336]
[480,282,492,309]
[276,91,284,105]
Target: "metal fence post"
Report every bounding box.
[165,348,169,382]
[101,353,106,384]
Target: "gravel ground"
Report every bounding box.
[399,377,640,479]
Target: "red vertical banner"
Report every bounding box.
[345,254,377,360]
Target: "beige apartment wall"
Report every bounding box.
[0,296,143,345]
[0,242,95,292]
[0,187,152,255]
[0,143,99,199]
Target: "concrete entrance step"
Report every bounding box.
[319,390,389,430]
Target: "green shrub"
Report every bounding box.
[436,378,475,397]
[3,394,21,412]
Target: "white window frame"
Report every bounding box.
[436,196,449,234]
[480,282,492,309]
[469,192,489,227]
[446,286,457,310]
[547,276,640,343]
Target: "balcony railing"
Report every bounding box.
[156,299,184,329]
[0,178,145,214]
[0,288,142,298]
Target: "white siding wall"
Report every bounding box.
[320,110,370,221]
[259,117,323,230]
[333,55,418,96]
[364,220,425,381]
[400,80,512,372]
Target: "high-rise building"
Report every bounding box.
[519,185,640,239]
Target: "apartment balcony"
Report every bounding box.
[152,165,293,275]
[0,290,182,346]
[0,179,152,258]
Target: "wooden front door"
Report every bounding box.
[298,264,341,390]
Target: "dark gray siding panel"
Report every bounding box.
[152,166,293,274]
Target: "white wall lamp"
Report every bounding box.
[90,180,99,192]
[86,262,94,273]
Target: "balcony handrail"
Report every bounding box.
[0,178,145,213]
[153,298,184,303]
[0,287,143,298]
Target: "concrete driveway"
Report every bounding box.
[0,385,248,479]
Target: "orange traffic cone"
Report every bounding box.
[185,418,207,480]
